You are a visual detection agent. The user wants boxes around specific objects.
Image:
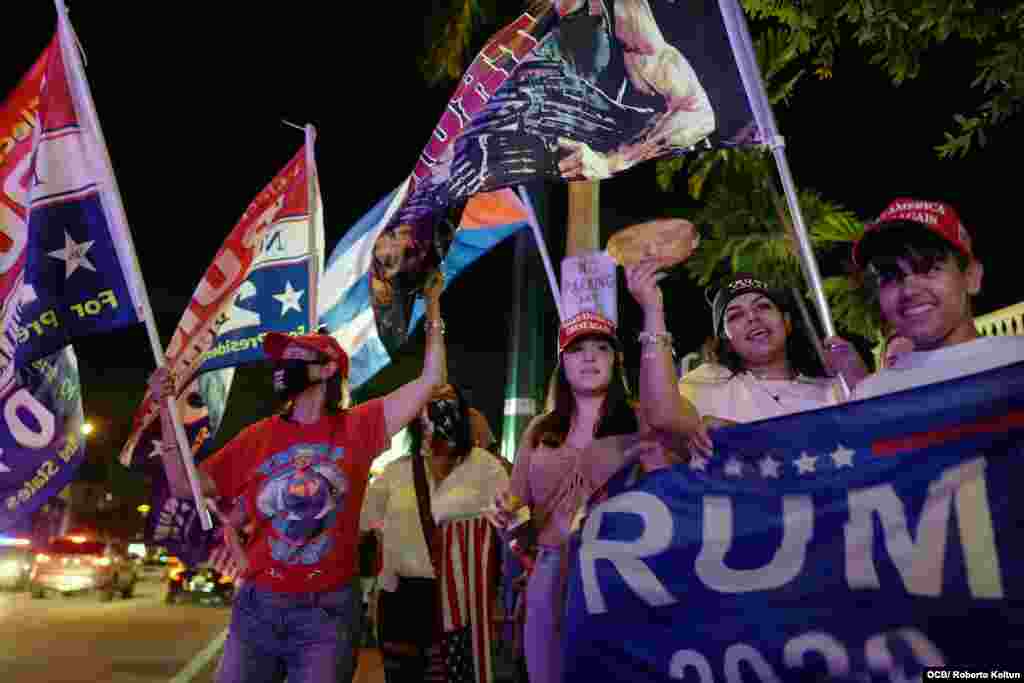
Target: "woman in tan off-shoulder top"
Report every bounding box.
[489,261,705,683]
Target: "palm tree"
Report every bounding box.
[419,1,544,86]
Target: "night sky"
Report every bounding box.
[4,3,1021,463]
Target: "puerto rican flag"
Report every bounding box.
[439,516,499,683]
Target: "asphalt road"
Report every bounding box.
[0,578,229,683]
[0,578,386,683]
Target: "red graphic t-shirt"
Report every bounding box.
[200,399,387,593]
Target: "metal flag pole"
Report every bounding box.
[54,0,213,528]
[718,0,850,398]
[304,124,321,334]
[517,186,566,322]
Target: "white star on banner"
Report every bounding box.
[147,439,165,460]
[830,444,856,468]
[759,455,780,478]
[48,230,96,279]
[273,281,305,316]
[689,454,708,471]
[724,458,743,477]
[794,452,818,475]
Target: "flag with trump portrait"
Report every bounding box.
[324,0,759,382]
[1,23,153,530]
[563,362,1024,682]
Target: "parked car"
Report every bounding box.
[164,563,235,606]
[29,536,138,600]
[0,545,32,591]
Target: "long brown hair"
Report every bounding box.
[531,352,638,448]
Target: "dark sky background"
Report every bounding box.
[4,3,1021,467]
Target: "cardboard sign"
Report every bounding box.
[561,251,617,325]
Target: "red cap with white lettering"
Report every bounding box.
[853,198,972,269]
[558,311,618,355]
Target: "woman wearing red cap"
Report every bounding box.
[487,262,703,683]
[148,273,448,683]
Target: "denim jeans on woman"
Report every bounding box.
[524,545,563,683]
[216,581,359,683]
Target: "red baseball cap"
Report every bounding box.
[263,332,350,379]
[853,198,972,269]
[558,311,618,355]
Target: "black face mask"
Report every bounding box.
[427,398,463,445]
[273,360,321,400]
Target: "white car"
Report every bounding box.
[29,537,138,600]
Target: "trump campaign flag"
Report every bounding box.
[0,9,160,529]
[327,0,758,374]
[564,363,1024,682]
[121,137,323,468]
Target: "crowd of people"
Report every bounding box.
[146,198,1024,683]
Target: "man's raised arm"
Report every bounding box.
[381,271,447,438]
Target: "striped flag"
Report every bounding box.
[440,516,499,683]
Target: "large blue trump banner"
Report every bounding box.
[565,363,1024,681]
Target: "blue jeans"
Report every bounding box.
[217,581,359,683]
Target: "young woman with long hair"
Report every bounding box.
[680,273,865,442]
[488,262,703,683]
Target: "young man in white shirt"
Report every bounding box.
[848,198,1024,399]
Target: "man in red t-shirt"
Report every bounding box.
[150,274,447,683]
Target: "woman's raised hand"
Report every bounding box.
[625,260,664,312]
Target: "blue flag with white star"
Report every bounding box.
[12,35,146,366]
[565,362,1024,681]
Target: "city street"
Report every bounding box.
[0,579,386,683]
[0,579,228,683]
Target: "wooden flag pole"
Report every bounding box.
[567,181,601,258]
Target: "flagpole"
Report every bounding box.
[54,0,213,529]
[718,0,850,398]
[304,124,320,333]
[517,186,565,322]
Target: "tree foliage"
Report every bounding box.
[742,0,1024,158]
[667,147,880,340]
[419,1,499,85]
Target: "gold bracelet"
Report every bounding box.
[425,319,446,335]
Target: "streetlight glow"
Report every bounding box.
[137,504,151,515]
